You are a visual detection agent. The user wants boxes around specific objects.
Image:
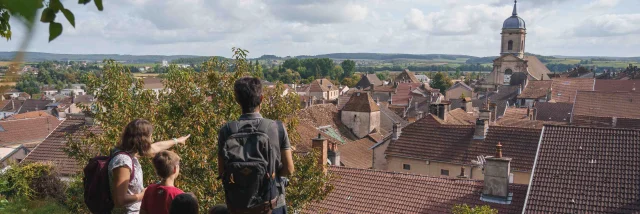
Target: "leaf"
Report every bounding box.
[4,0,44,24]
[40,8,56,23]
[49,0,64,13]
[48,22,63,42]
[62,9,75,27]
[94,0,104,11]
[78,0,91,4]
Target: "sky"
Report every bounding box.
[2,0,640,58]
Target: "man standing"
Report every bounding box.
[218,77,294,214]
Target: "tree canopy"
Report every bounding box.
[430,72,452,92]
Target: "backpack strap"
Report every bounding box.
[112,151,136,181]
[228,121,240,134]
[256,119,274,133]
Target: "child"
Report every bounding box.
[141,151,184,214]
[170,192,199,214]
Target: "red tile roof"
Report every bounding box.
[22,118,103,176]
[391,83,423,106]
[550,78,594,103]
[534,102,573,123]
[594,79,640,92]
[341,92,379,112]
[387,115,541,172]
[305,166,528,214]
[572,91,640,119]
[6,110,51,120]
[525,125,640,213]
[524,56,551,81]
[394,69,420,83]
[517,80,552,99]
[309,79,336,93]
[444,108,477,125]
[355,74,383,89]
[17,99,54,114]
[0,115,62,146]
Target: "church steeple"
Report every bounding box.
[512,0,518,16]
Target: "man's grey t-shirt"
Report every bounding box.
[217,112,291,208]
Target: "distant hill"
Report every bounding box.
[0,52,206,63]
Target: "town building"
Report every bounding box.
[354,74,383,89]
[445,81,474,100]
[308,79,339,101]
[479,1,550,89]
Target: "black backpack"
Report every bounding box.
[221,119,279,213]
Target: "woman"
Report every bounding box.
[109,119,190,214]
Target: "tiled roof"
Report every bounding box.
[6,111,51,120]
[550,78,594,103]
[17,99,53,114]
[534,102,573,123]
[336,95,352,110]
[341,92,379,112]
[22,118,103,176]
[573,91,640,119]
[294,104,377,169]
[446,81,473,92]
[142,77,164,89]
[379,105,409,136]
[525,125,640,213]
[309,79,336,93]
[394,69,420,83]
[517,80,552,99]
[442,108,477,125]
[355,74,383,89]
[1,100,24,112]
[369,85,396,93]
[305,166,528,214]
[524,56,551,81]
[594,79,640,92]
[73,95,95,104]
[391,83,423,106]
[0,115,62,146]
[498,107,547,129]
[387,115,541,172]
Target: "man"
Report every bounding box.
[218,77,294,214]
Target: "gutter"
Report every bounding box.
[522,125,545,214]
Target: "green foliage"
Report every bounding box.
[340,59,356,78]
[376,70,390,81]
[66,48,332,212]
[430,72,453,92]
[0,162,61,200]
[452,204,498,214]
[61,177,88,213]
[0,198,69,214]
[340,73,361,88]
[0,0,103,41]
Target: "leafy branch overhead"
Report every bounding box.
[0,0,103,41]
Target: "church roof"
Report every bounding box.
[503,1,526,29]
[524,56,551,81]
[342,92,380,112]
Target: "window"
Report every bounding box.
[403,164,411,170]
[507,40,513,51]
[441,169,449,176]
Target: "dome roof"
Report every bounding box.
[503,16,526,29]
[502,0,526,29]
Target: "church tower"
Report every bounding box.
[500,0,526,59]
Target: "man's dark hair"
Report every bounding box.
[170,193,199,214]
[234,77,262,113]
[208,204,230,214]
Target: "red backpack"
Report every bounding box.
[83,151,135,214]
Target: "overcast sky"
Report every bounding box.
[2,0,639,58]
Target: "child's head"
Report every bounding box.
[153,150,181,179]
[170,192,198,214]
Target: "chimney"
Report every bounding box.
[392,122,402,141]
[490,103,497,123]
[482,142,512,202]
[370,84,374,92]
[462,98,472,113]
[320,79,323,85]
[328,143,340,166]
[532,108,537,121]
[388,92,392,105]
[438,104,449,121]
[312,133,328,174]
[518,84,522,95]
[417,111,423,120]
[457,166,468,179]
[474,109,490,139]
[526,106,531,117]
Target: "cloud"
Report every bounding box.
[267,0,369,24]
[582,0,620,10]
[404,4,510,35]
[572,14,640,37]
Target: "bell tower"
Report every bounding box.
[500,0,526,59]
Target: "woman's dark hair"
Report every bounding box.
[234,77,262,113]
[118,119,153,156]
[170,192,199,214]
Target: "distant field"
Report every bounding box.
[0,61,13,66]
[133,73,160,78]
[0,82,17,86]
[126,63,158,67]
